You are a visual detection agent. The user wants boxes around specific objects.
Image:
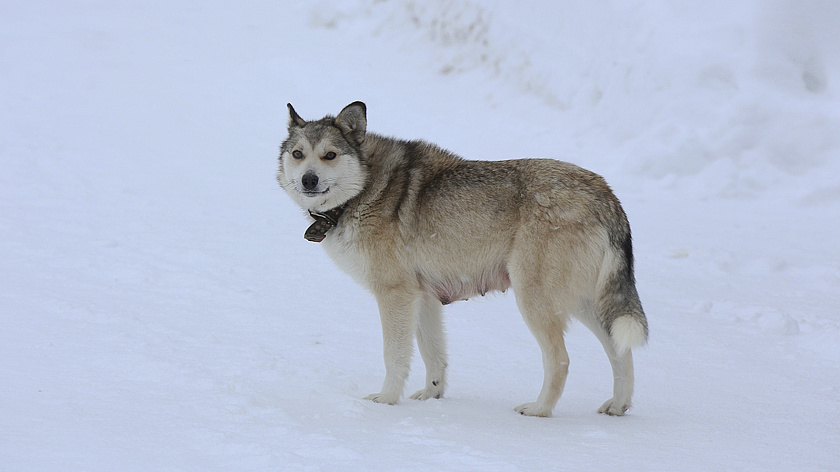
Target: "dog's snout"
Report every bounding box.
[302,172,319,191]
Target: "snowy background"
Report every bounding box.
[2,1,839,470]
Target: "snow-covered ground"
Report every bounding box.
[2,1,839,470]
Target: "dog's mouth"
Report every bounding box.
[302,188,330,197]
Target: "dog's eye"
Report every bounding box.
[324,151,337,160]
[292,150,303,159]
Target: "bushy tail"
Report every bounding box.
[610,314,648,354]
[601,227,648,354]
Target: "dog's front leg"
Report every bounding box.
[410,293,447,400]
[364,286,418,405]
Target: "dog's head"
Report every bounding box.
[278,101,369,212]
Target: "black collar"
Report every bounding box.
[304,206,345,242]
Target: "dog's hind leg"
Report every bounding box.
[597,346,634,416]
[410,293,447,400]
[365,286,418,405]
[512,288,570,417]
[578,312,637,416]
[594,321,636,416]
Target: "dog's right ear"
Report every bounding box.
[287,103,307,128]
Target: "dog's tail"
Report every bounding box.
[610,313,648,354]
[599,228,648,354]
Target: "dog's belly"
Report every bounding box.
[419,264,511,305]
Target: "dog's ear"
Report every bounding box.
[287,103,307,128]
[335,101,367,145]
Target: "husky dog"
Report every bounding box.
[277,102,648,417]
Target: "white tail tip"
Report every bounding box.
[611,315,647,354]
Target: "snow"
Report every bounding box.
[2,1,839,470]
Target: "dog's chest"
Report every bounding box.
[320,222,370,286]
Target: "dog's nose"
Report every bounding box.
[302,172,319,191]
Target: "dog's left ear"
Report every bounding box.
[287,103,307,128]
[335,101,367,145]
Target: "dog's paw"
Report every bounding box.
[410,385,444,401]
[514,402,552,417]
[597,398,630,416]
[364,392,400,405]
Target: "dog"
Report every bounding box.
[277,101,648,416]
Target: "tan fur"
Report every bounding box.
[278,102,648,416]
